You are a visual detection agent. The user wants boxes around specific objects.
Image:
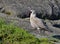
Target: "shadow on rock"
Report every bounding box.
[52,35,60,40]
[53,24,60,28]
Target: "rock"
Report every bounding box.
[0,0,60,39]
[52,35,60,39]
[45,20,60,34]
[0,13,60,35]
[0,0,60,19]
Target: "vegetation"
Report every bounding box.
[0,18,55,44]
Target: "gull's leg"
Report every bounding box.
[42,30,46,35]
[40,29,42,33]
[40,28,46,36]
[37,28,40,34]
[42,30,49,36]
[40,29,44,35]
[37,28,44,35]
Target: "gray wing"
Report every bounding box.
[33,17,46,28]
[33,17,53,32]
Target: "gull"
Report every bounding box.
[30,9,53,34]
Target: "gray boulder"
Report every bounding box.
[0,0,60,39]
[0,0,60,19]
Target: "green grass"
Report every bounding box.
[0,18,54,44]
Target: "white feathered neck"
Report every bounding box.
[30,10,36,18]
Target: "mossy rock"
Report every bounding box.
[4,9,16,15]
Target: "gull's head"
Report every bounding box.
[30,10,35,12]
[30,10,36,17]
[28,7,36,17]
[30,10,35,13]
[28,7,35,13]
